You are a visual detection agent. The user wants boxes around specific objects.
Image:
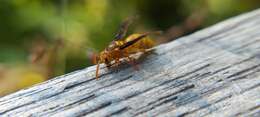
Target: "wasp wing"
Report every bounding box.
[119,33,148,50]
[113,17,136,41]
[119,31,162,50]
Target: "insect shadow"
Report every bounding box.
[107,49,157,75]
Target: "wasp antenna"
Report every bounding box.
[92,54,97,64]
[86,48,98,64]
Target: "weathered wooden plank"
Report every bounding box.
[0,9,260,117]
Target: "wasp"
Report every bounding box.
[93,17,161,79]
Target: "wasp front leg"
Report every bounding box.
[95,62,101,79]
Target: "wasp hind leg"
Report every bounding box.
[112,58,121,73]
[127,56,140,71]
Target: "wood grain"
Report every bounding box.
[0,9,260,117]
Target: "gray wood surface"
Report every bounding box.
[1,9,260,117]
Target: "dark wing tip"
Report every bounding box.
[113,16,139,41]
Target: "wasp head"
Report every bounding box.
[98,49,111,64]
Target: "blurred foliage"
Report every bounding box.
[0,0,259,96]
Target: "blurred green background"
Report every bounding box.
[0,0,259,96]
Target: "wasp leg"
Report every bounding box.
[116,58,121,66]
[127,56,140,70]
[112,58,121,72]
[96,62,100,79]
[105,60,115,68]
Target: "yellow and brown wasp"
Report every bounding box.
[93,17,161,79]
